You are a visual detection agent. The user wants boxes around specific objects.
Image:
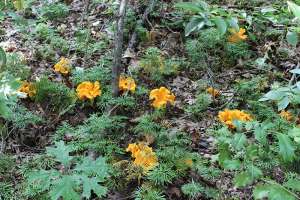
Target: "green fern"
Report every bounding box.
[49,36,69,55]
[34,23,54,41]
[39,2,69,21]
[35,77,76,112]
[139,47,179,83]
[0,182,15,200]
[192,156,222,182]
[7,104,43,129]
[19,154,56,175]
[134,184,166,200]
[185,93,212,118]
[55,114,126,139]
[133,113,162,135]
[155,130,192,147]
[234,76,268,101]
[5,52,30,79]
[185,28,223,70]
[71,63,111,86]
[224,42,252,63]
[147,164,177,185]
[0,155,14,175]
[181,181,204,199]
[182,180,219,199]
[34,44,56,61]
[96,87,136,111]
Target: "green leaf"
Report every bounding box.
[287,31,298,47]
[287,1,300,18]
[81,176,108,198]
[285,178,300,192]
[234,171,252,188]
[253,184,270,199]
[185,17,205,36]
[277,133,295,162]
[254,123,272,144]
[255,57,267,68]
[74,157,108,181]
[288,127,300,143]
[246,145,258,160]
[10,81,21,93]
[0,47,6,69]
[232,120,243,132]
[234,165,261,187]
[0,12,5,21]
[175,1,208,12]
[277,96,290,111]
[13,0,25,10]
[223,159,241,170]
[290,68,300,74]
[175,2,203,13]
[260,90,286,101]
[46,141,73,166]
[218,143,231,166]
[254,126,267,144]
[227,17,239,30]
[254,183,296,200]
[50,175,80,200]
[0,101,10,119]
[214,17,227,35]
[261,7,277,14]
[247,164,262,180]
[232,133,247,150]
[27,170,59,192]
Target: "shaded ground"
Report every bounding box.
[1,0,299,199]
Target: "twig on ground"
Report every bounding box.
[107,104,119,116]
[211,95,235,111]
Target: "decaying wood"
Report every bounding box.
[112,0,128,97]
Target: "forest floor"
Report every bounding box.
[1,0,300,200]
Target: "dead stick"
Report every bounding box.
[112,0,128,97]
